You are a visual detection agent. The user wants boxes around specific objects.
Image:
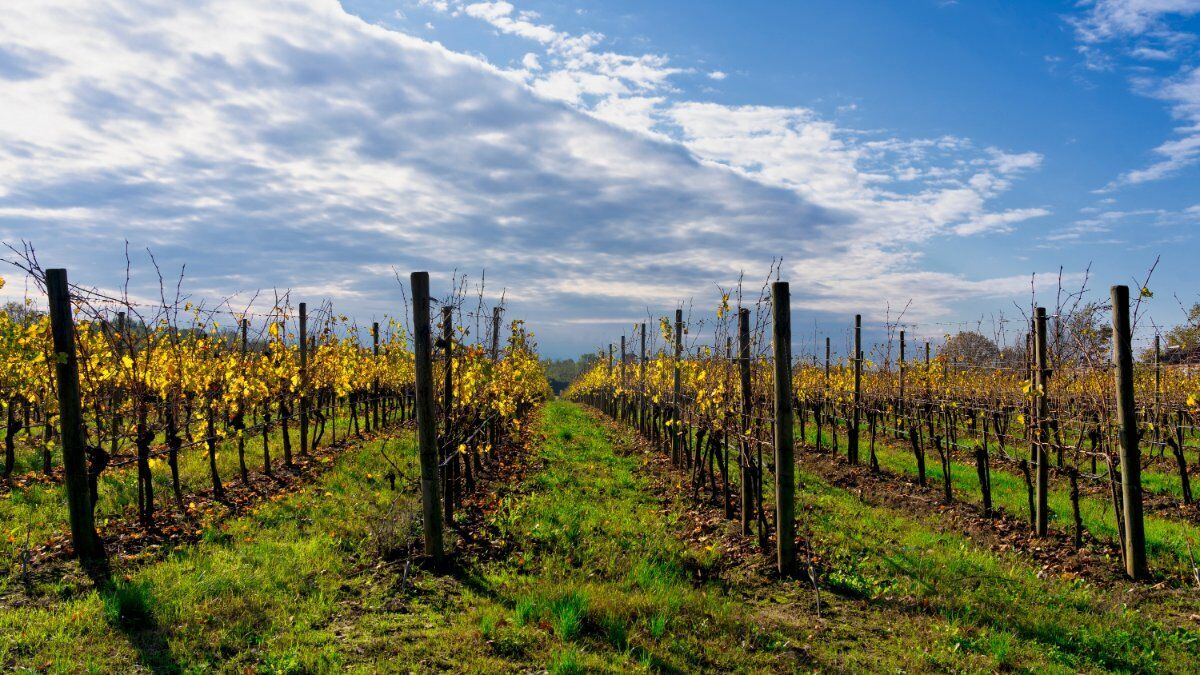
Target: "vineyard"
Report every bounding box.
[5,264,1200,672]
[568,280,1200,584]
[0,263,549,579]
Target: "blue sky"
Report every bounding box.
[1,0,1198,357]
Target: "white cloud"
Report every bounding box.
[1114,65,1200,184]
[1072,0,1200,42]
[521,52,541,70]
[954,208,1051,236]
[0,0,1055,354]
[1130,45,1177,59]
[1042,205,1198,243]
[429,0,1048,260]
[1071,1,1200,186]
[465,1,560,43]
[426,1,684,106]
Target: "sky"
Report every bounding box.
[0,0,1198,358]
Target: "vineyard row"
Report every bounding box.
[569,283,1168,580]
[2,268,550,573]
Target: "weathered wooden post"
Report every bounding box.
[411,272,443,560]
[849,314,862,465]
[673,309,683,466]
[639,322,646,433]
[372,321,381,430]
[491,308,502,361]
[1154,333,1162,431]
[724,333,734,519]
[1033,307,1050,536]
[821,336,830,452]
[47,269,107,570]
[1111,285,1147,580]
[620,334,627,422]
[238,318,249,483]
[824,338,831,378]
[112,311,125,461]
[261,328,274,477]
[738,308,753,536]
[604,343,611,415]
[1025,328,1034,443]
[298,302,309,456]
[489,307,502,459]
[898,329,906,439]
[772,282,795,575]
[442,305,455,524]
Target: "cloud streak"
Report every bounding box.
[0,0,1051,355]
[1071,0,1200,186]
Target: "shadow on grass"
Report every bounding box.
[100,577,181,674]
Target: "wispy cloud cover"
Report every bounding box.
[0,0,1070,354]
[1071,0,1200,186]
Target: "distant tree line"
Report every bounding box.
[542,353,600,394]
[935,301,1200,368]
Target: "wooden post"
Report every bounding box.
[112,311,125,461]
[723,333,733,518]
[898,330,906,438]
[822,336,830,452]
[824,337,830,380]
[1111,285,1147,580]
[925,340,931,404]
[46,269,106,568]
[1154,333,1161,428]
[849,314,862,464]
[372,321,381,430]
[639,322,646,433]
[489,307,502,464]
[620,334,627,421]
[490,308,502,361]
[771,282,795,575]
[607,343,614,415]
[442,305,455,524]
[1033,307,1050,536]
[738,308,753,536]
[411,272,443,560]
[298,302,309,456]
[673,309,683,466]
[238,318,249,483]
[262,329,274,477]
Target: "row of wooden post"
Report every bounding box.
[411,271,505,564]
[824,287,1147,580]
[46,268,1147,580]
[46,268,410,571]
[595,283,798,574]
[587,282,1148,581]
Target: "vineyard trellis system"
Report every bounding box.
[570,280,1172,581]
[1,264,549,575]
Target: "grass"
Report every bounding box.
[801,417,1200,578]
[2,400,1198,671]
[0,402,375,569]
[0,424,419,671]
[795,460,1200,672]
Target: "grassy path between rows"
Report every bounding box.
[1,408,373,566]
[801,421,1200,577]
[3,400,1199,671]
